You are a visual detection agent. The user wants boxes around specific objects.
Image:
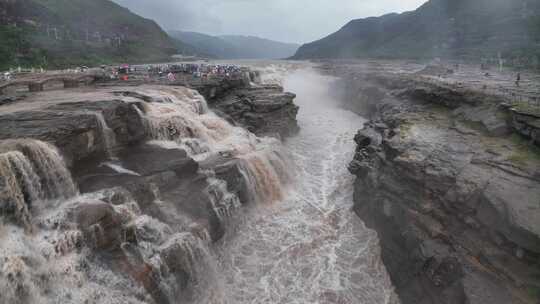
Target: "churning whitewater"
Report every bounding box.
[0,63,396,304]
[0,80,288,303]
[214,66,396,304]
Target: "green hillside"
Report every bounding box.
[0,0,180,69]
[293,0,540,67]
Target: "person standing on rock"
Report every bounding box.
[516,73,521,87]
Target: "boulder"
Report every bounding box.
[211,85,299,138]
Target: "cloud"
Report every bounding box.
[112,0,427,43]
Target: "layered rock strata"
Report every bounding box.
[209,84,299,138]
[333,64,540,304]
[0,77,298,303]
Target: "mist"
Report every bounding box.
[111,0,427,43]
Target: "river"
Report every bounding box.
[213,65,396,304]
[0,62,396,304]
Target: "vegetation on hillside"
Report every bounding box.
[0,0,181,69]
[292,0,540,68]
[0,25,48,70]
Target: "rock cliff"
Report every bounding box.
[0,75,298,303]
[209,84,299,138]
[330,63,540,304]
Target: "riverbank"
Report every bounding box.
[214,66,398,303]
[324,60,540,304]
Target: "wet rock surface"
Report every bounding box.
[0,73,297,303]
[0,98,145,166]
[209,84,300,138]
[330,62,540,304]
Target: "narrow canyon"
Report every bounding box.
[1,61,539,304]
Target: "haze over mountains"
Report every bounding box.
[2,0,540,69]
[293,0,540,65]
[169,31,300,60]
[0,0,178,69]
[0,0,299,69]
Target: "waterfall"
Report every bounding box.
[205,175,241,222]
[0,139,77,229]
[152,232,224,302]
[128,86,289,205]
[0,152,41,229]
[93,112,117,159]
[238,153,284,203]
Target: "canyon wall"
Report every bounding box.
[330,63,540,304]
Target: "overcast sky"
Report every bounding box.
[112,0,427,44]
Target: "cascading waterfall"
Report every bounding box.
[0,64,399,304]
[0,151,41,229]
[16,140,77,199]
[0,139,78,229]
[0,83,291,304]
[143,231,226,303]
[93,112,117,159]
[127,86,289,209]
[238,153,285,203]
[114,86,291,301]
[204,173,241,222]
[213,66,398,304]
[0,193,152,304]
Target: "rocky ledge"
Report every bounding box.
[0,75,297,303]
[208,84,299,139]
[332,65,540,304]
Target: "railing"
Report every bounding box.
[501,89,540,116]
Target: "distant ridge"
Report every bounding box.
[293,0,540,66]
[169,30,300,59]
[0,0,190,69]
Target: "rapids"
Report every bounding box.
[212,66,397,304]
[0,63,396,304]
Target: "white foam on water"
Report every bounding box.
[101,162,141,176]
[212,66,398,304]
[0,65,398,304]
[0,151,42,229]
[0,139,78,229]
[0,207,150,304]
[205,176,242,222]
[92,112,117,159]
[0,140,151,303]
[129,86,289,206]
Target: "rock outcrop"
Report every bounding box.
[209,84,299,138]
[0,74,298,303]
[0,96,145,166]
[334,64,540,304]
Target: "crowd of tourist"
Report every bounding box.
[146,63,245,79]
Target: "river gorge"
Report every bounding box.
[1,61,539,304]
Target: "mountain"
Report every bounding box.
[168,31,238,59]
[169,30,300,59]
[293,0,540,64]
[0,0,183,69]
[169,37,211,58]
[219,35,300,59]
